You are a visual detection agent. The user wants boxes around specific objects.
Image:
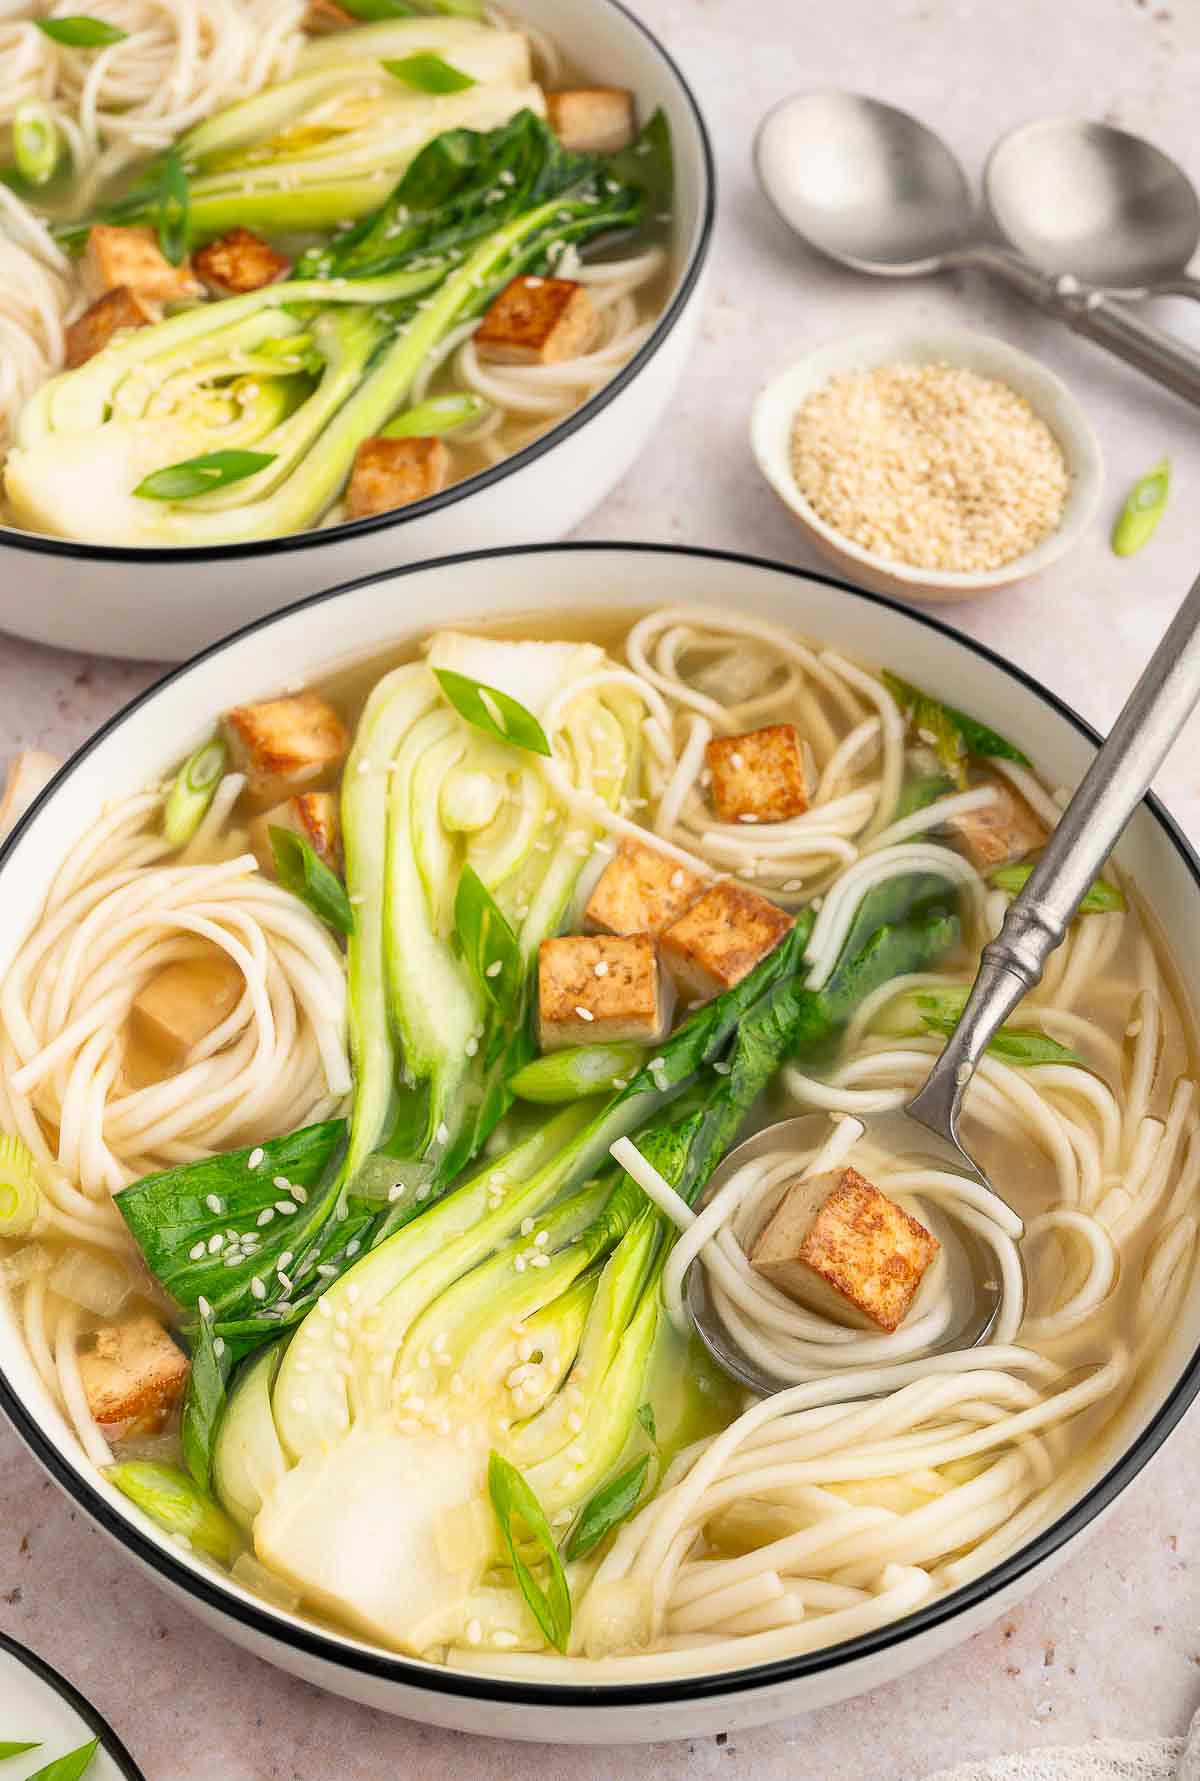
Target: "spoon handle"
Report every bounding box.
[962,246,1200,407]
[907,568,1200,1142]
[1156,272,1200,304]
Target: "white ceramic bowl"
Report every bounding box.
[0,1631,147,1779]
[0,0,714,663]
[751,325,1104,603]
[1,544,1197,1744]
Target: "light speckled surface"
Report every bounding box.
[2,0,1200,1773]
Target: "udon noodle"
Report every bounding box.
[0,601,1195,1680]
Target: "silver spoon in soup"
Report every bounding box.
[687,569,1200,1396]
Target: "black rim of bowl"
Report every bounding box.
[0,1629,148,1778]
[2,542,1199,1711]
[0,0,716,569]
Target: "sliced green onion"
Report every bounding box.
[134,449,275,501]
[455,863,520,1008]
[635,1401,656,1442]
[36,14,127,45]
[382,52,476,93]
[911,989,1082,1066]
[433,667,551,757]
[565,1453,650,1561]
[0,1134,40,1237]
[163,736,228,847]
[990,862,1126,914]
[105,1461,241,1564]
[0,1744,40,1760]
[24,1741,100,1781]
[509,1042,647,1104]
[487,1450,571,1653]
[1112,457,1170,557]
[381,392,490,439]
[156,145,191,266]
[11,103,61,188]
[270,826,354,936]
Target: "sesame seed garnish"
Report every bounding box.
[485,959,503,978]
[275,1200,296,1216]
[250,1277,266,1300]
[213,1337,226,1358]
[208,1233,224,1254]
[575,1006,595,1022]
[670,868,686,888]
[257,1208,274,1226]
[247,1148,264,1170]
[520,1217,535,1236]
[273,1176,290,1191]
[289,1183,307,1203]
[189,1241,205,1261]
[738,813,760,824]
[436,1122,449,1144]
[197,1296,212,1319]
[593,961,609,977]
[730,752,744,770]
[534,1231,549,1248]
[205,1194,223,1215]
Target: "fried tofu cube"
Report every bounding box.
[79,1312,189,1436]
[346,435,451,521]
[303,0,355,29]
[223,691,349,807]
[585,839,706,937]
[82,224,203,305]
[545,87,636,154]
[64,286,161,368]
[131,950,245,1062]
[660,881,793,1001]
[249,790,340,874]
[538,933,672,1051]
[946,774,1048,871]
[194,227,291,296]
[475,276,597,367]
[751,1167,939,1333]
[706,724,810,825]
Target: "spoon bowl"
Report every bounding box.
[986,116,1200,298]
[754,90,974,274]
[686,1112,1009,1399]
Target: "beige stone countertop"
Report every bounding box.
[2,0,1200,1773]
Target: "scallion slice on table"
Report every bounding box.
[1112,457,1170,557]
[24,1740,100,1781]
[0,1743,40,1760]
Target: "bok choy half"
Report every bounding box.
[5,106,665,546]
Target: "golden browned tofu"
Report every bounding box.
[545,87,636,153]
[751,1167,939,1333]
[585,838,705,937]
[660,881,793,1000]
[475,276,597,367]
[346,435,451,521]
[131,951,245,1062]
[194,227,291,296]
[250,790,340,874]
[304,0,355,29]
[538,933,672,1050]
[64,286,161,369]
[223,691,349,807]
[82,224,203,305]
[947,775,1048,871]
[706,724,809,824]
[78,1312,189,1436]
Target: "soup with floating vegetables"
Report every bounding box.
[0,2,672,546]
[0,602,1195,1680]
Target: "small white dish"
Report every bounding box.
[0,1632,146,1780]
[750,324,1103,603]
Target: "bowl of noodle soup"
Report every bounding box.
[1,542,1199,1742]
[0,0,713,659]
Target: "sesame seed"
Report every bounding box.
[247,1148,265,1170]
[250,1277,266,1300]
[275,1201,296,1216]
[213,1338,226,1358]
[485,959,503,978]
[670,869,686,888]
[197,1296,212,1319]
[530,1254,551,1269]
[594,961,609,977]
[738,813,760,824]
[534,1231,549,1248]
[436,1122,449,1145]
[273,1176,290,1191]
[466,1037,478,1057]
[205,1194,223,1215]
[575,1006,595,1022]
[208,1233,224,1254]
[189,1242,206,1261]
[730,752,744,770]
[357,759,371,776]
[289,1183,308,1204]
[520,1217,535,1236]
[713,1060,732,1076]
